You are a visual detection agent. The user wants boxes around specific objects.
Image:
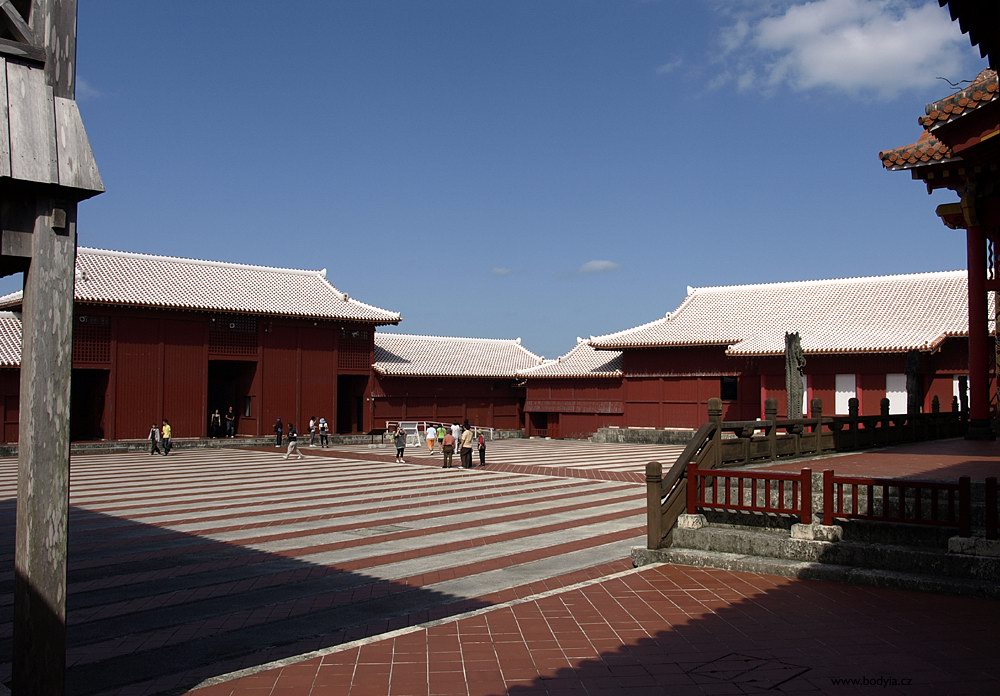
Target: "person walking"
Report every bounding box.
[225,405,236,437]
[425,423,436,454]
[284,424,304,460]
[319,417,329,447]
[308,416,317,446]
[451,422,461,445]
[441,430,455,468]
[161,419,172,456]
[149,423,161,455]
[459,425,474,468]
[274,417,283,447]
[477,432,487,467]
[394,427,407,463]
[436,424,446,450]
[209,409,222,438]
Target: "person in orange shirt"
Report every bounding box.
[442,431,455,468]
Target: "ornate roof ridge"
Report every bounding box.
[921,68,999,129]
[376,332,524,344]
[79,247,328,279]
[689,269,966,294]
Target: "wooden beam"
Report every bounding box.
[54,96,103,193]
[5,59,57,184]
[13,197,76,696]
[0,36,45,62]
[0,0,35,44]
[0,56,9,178]
[30,0,76,99]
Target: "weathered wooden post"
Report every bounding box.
[880,397,891,446]
[764,397,777,461]
[645,461,662,550]
[810,398,823,453]
[707,397,722,467]
[1,2,102,693]
[848,397,860,450]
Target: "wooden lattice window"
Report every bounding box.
[209,315,258,356]
[338,327,371,369]
[74,315,111,364]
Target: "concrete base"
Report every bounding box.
[676,514,707,530]
[791,523,843,542]
[948,536,1000,557]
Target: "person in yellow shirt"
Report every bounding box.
[161,420,172,456]
[459,425,474,468]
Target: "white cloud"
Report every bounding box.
[492,267,512,276]
[655,57,682,75]
[715,0,970,98]
[579,260,620,274]
[75,77,101,99]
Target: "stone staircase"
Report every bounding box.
[632,511,1000,598]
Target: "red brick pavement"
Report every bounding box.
[188,562,1000,695]
[753,438,1000,482]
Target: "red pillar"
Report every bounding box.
[966,225,994,438]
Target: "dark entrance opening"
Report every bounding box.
[529,412,548,437]
[208,360,257,436]
[71,368,109,441]
[337,375,368,434]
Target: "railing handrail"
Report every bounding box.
[660,420,718,495]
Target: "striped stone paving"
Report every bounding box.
[310,439,686,483]
[0,443,657,696]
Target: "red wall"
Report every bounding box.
[0,308,380,442]
[520,340,974,436]
[523,378,624,438]
[371,375,524,430]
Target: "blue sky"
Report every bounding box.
[10,0,987,358]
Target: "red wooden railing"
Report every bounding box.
[822,470,971,537]
[686,463,813,524]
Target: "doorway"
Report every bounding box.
[71,369,109,441]
[208,360,257,436]
[337,375,368,434]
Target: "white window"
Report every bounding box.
[886,374,906,414]
[835,374,856,415]
[953,376,968,407]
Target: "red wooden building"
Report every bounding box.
[370,333,543,430]
[520,341,624,439]
[0,248,400,441]
[522,270,975,435]
[881,65,1000,438]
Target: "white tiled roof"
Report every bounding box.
[590,271,973,355]
[374,333,544,378]
[0,248,401,324]
[0,313,21,367]
[518,340,623,378]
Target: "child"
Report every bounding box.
[477,432,486,467]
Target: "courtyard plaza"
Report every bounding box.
[0,440,996,695]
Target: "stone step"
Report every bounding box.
[632,547,1000,599]
[670,525,1000,582]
